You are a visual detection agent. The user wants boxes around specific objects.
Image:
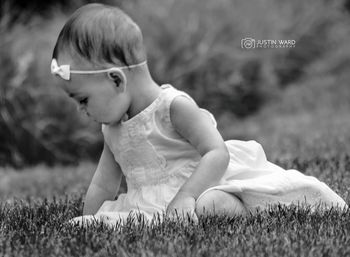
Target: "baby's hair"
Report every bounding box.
[52,3,146,67]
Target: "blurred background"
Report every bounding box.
[0,0,350,194]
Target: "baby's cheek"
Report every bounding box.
[91,101,106,114]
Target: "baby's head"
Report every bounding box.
[51,3,147,125]
[53,3,146,67]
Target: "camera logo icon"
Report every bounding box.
[241,38,255,49]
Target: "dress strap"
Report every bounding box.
[161,84,217,127]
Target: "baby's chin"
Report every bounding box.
[89,117,110,125]
[99,120,113,125]
[103,114,128,125]
[91,114,127,126]
[100,119,121,126]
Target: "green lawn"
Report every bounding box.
[1,199,349,256]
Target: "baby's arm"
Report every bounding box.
[167,96,230,213]
[83,142,123,215]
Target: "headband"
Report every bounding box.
[50,58,147,80]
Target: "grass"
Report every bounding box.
[1,78,350,257]
[1,1,350,255]
[1,75,350,256]
[1,114,350,256]
[0,198,349,256]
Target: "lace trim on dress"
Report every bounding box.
[120,84,171,126]
[125,160,199,189]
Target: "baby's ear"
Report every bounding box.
[107,68,127,91]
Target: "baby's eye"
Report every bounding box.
[79,97,88,105]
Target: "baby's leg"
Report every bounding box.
[195,190,247,217]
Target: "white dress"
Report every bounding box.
[71,84,347,226]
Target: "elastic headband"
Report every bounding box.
[51,58,147,80]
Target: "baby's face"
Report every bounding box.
[55,55,130,125]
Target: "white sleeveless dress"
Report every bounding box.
[71,84,347,226]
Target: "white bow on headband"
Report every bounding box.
[50,58,147,80]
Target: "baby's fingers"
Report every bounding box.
[166,209,198,225]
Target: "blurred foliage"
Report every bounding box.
[0,0,116,27]
[0,0,350,167]
[0,16,103,167]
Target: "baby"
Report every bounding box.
[51,4,347,226]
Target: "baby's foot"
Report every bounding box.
[68,215,98,227]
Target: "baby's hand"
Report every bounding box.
[166,191,198,224]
